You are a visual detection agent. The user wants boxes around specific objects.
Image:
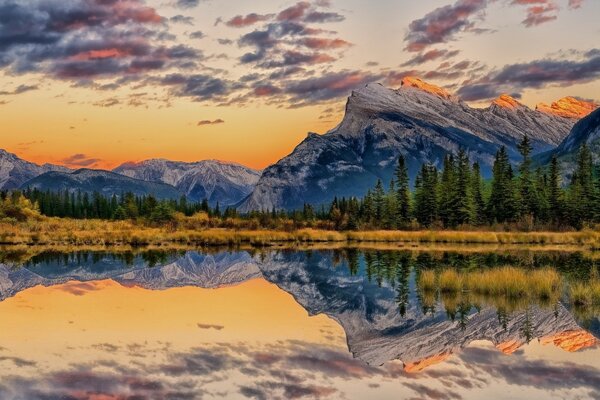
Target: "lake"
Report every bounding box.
[0,247,599,399]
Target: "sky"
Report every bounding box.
[0,0,599,170]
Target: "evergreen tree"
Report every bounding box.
[548,155,564,225]
[488,146,517,223]
[470,162,486,225]
[517,135,537,218]
[394,155,410,226]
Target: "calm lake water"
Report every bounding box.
[0,248,599,399]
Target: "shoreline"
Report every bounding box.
[1,219,600,248]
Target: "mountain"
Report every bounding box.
[536,108,600,172]
[20,168,183,200]
[0,149,69,190]
[113,159,261,206]
[239,78,584,211]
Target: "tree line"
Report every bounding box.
[326,137,598,230]
[1,136,598,230]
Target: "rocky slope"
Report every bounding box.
[20,168,183,200]
[114,159,261,206]
[0,149,69,190]
[239,78,586,211]
[535,108,600,173]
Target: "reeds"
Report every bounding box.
[417,266,562,300]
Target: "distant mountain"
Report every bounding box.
[239,78,585,211]
[20,168,183,200]
[113,159,261,206]
[0,149,69,190]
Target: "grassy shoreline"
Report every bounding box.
[1,218,600,247]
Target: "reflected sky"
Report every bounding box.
[0,249,599,399]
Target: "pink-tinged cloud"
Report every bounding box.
[568,0,584,8]
[301,38,352,49]
[61,153,103,168]
[515,0,559,27]
[198,119,225,126]
[277,1,311,21]
[253,85,282,96]
[226,13,273,28]
[404,0,488,52]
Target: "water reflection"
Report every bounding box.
[0,248,599,399]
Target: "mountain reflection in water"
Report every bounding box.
[0,248,599,400]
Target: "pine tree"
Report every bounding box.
[517,135,538,219]
[488,146,517,223]
[394,155,410,226]
[470,162,486,225]
[548,155,564,225]
[438,154,457,227]
[414,164,438,226]
[373,179,385,224]
[455,149,472,225]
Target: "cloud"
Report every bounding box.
[404,0,488,52]
[225,13,274,28]
[197,323,225,330]
[457,49,600,100]
[283,70,382,105]
[197,119,225,126]
[174,0,201,9]
[511,0,559,27]
[189,30,205,39]
[60,153,103,168]
[0,0,202,88]
[0,84,38,95]
[170,15,195,25]
[301,38,351,50]
[402,49,460,66]
[160,73,234,102]
[277,2,312,21]
[568,0,584,8]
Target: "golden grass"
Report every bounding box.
[418,266,562,300]
[570,281,600,306]
[418,270,436,292]
[2,218,600,248]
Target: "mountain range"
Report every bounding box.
[239,77,597,211]
[1,77,599,210]
[0,150,261,206]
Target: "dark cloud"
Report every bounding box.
[0,84,38,95]
[402,49,460,66]
[0,0,204,95]
[225,13,274,28]
[160,73,234,102]
[174,0,201,9]
[189,30,205,39]
[457,49,600,101]
[197,119,225,126]
[404,0,488,52]
[170,15,195,25]
[283,70,382,105]
[304,11,345,23]
[60,154,102,168]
